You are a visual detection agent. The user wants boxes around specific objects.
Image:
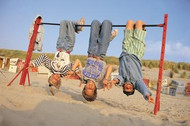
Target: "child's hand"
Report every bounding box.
[103,80,115,91]
[110,80,117,85]
[65,71,74,79]
[103,79,109,91]
[107,81,115,90]
[67,71,74,76]
[146,95,154,104]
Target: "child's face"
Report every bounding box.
[84,80,96,96]
[123,82,133,92]
[50,74,60,85]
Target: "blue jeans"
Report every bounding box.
[88,20,112,58]
[57,20,78,52]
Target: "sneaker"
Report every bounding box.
[110,29,118,41]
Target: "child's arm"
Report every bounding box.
[136,79,154,104]
[66,59,83,76]
[71,59,82,71]
[102,65,113,90]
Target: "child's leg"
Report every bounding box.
[122,20,134,53]
[98,20,112,59]
[63,21,76,52]
[135,20,145,30]
[88,20,101,56]
[126,20,134,30]
[133,20,146,59]
[57,20,76,53]
[57,20,67,51]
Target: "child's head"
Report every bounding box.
[82,79,97,102]
[48,74,61,86]
[122,82,135,96]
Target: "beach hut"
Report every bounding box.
[9,58,19,73]
[161,79,170,95]
[0,56,10,70]
[17,59,25,71]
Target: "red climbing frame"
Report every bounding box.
[154,14,168,115]
[7,16,42,86]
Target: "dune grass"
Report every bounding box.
[0,48,190,71]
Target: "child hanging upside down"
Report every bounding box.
[31,54,82,95]
[109,20,154,104]
[80,20,118,102]
[31,17,85,95]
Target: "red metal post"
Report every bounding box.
[27,70,31,86]
[19,17,42,85]
[154,14,168,115]
[7,68,24,86]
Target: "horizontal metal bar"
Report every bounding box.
[40,23,164,27]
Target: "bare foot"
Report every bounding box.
[76,17,85,33]
[110,29,118,41]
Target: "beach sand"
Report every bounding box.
[0,70,189,126]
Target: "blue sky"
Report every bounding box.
[0,0,190,63]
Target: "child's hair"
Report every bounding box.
[122,83,135,96]
[82,80,97,102]
[82,87,97,102]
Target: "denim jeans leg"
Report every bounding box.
[98,20,112,58]
[56,20,76,52]
[57,20,67,50]
[64,21,76,52]
[88,20,101,56]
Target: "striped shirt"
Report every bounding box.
[122,29,146,59]
[33,54,72,76]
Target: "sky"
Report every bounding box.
[0,0,190,63]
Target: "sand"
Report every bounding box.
[0,70,189,126]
